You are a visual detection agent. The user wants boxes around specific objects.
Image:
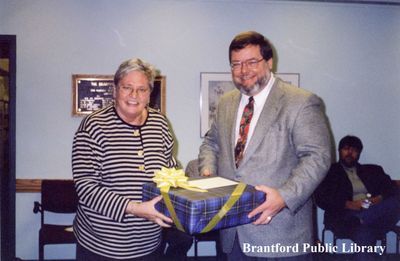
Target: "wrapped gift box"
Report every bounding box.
[142,177,265,234]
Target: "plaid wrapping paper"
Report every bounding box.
[142,179,265,234]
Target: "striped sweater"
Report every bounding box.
[72,105,176,259]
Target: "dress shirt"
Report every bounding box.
[235,73,275,151]
[343,165,368,201]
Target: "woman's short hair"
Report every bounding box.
[114,58,156,91]
[229,31,273,63]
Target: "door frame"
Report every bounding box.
[0,34,16,261]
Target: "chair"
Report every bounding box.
[392,225,400,254]
[321,218,387,254]
[192,230,224,260]
[33,179,78,261]
[392,180,400,254]
[185,159,225,260]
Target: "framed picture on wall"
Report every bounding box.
[149,75,166,114]
[200,72,300,137]
[72,74,166,115]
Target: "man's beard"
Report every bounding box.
[234,74,269,96]
[340,156,358,168]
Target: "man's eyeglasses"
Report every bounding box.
[230,57,264,71]
[119,86,149,95]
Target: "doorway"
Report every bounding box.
[0,35,16,261]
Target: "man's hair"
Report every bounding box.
[338,135,363,153]
[229,31,273,63]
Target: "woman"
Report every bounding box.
[72,58,174,260]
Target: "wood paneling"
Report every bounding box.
[15,179,42,192]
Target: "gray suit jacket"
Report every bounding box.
[199,78,331,257]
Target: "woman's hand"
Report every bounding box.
[126,196,173,227]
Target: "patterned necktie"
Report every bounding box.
[234,96,254,168]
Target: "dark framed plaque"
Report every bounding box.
[72,74,166,115]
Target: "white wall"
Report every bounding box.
[1,0,399,259]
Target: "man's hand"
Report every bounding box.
[345,200,362,210]
[248,185,286,225]
[370,195,383,205]
[126,196,173,227]
[201,168,213,177]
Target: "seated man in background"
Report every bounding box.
[315,135,400,260]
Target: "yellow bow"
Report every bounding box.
[152,167,207,232]
[152,167,246,234]
[153,167,207,193]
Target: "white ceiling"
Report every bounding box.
[288,0,400,5]
[348,0,400,3]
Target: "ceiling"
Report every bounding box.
[282,0,400,5]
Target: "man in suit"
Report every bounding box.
[198,31,332,260]
[315,135,400,261]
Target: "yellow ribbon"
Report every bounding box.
[153,167,207,232]
[200,182,246,233]
[153,167,246,234]
[153,167,207,193]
